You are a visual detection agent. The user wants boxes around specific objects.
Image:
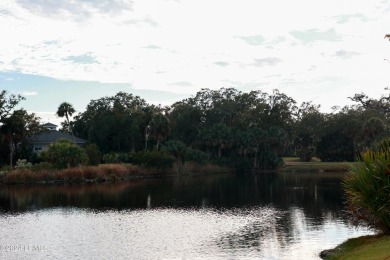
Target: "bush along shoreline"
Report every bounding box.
[0,160,231,185]
[320,146,390,259]
[0,164,155,184]
[0,156,354,185]
[0,137,234,185]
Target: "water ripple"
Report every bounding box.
[0,207,373,260]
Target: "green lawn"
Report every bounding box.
[325,235,390,260]
[281,157,353,172]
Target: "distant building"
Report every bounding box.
[28,123,86,153]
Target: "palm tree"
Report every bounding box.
[163,139,187,173]
[209,123,231,158]
[363,117,385,141]
[248,127,266,169]
[149,113,171,151]
[56,102,76,142]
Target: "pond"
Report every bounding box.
[0,172,373,259]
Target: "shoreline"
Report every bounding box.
[0,160,354,185]
[280,159,352,173]
[0,158,353,185]
[319,234,390,259]
[0,163,232,185]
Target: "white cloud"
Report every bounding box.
[21,91,37,96]
[235,35,266,46]
[334,50,360,59]
[1,0,390,112]
[32,111,61,125]
[290,28,342,43]
[252,58,283,67]
[14,0,134,20]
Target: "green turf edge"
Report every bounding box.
[322,235,390,260]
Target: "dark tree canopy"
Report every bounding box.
[2,87,390,169]
[0,90,25,122]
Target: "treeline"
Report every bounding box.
[0,88,389,170]
[0,91,43,166]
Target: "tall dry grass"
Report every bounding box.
[0,164,158,184]
[0,161,231,184]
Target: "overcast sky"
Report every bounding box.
[1,0,390,124]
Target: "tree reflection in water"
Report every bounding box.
[0,172,344,214]
[0,172,372,259]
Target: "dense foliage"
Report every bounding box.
[73,92,155,153]
[343,149,390,234]
[131,151,175,170]
[41,139,87,169]
[1,88,390,170]
[0,92,44,166]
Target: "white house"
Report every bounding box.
[28,123,86,153]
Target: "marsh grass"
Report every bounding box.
[0,161,231,184]
[0,164,159,184]
[58,168,85,181]
[2,169,38,183]
[97,164,129,181]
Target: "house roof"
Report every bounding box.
[42,122,58,128]
[28,130,86,144]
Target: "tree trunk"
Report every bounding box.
[176,158,185,174]
[66,116,76,144]
[253,149,258,169]
[70,129,76,143]
[144,127,148,151]
[9,137,13,167]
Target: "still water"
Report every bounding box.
[0,172,373,259]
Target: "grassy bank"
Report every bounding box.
[0,162,231,185]
[0,164,154,184]
[281,157,352,173]
[0,157,351,184]
[322,235,390,259]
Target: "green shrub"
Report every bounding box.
[343,150,390,234]
[317,132,355,162]
[85,144,101,165]
[0,165,13,172]
[131,151,175,170]
[102,153,119,163]
[102,152,131,164]
[372,137,390,152]
[162,140,187,162]
[15,159,32,169]
[31,162,53,171]
[43,139,87,169]
[186,148,208,164]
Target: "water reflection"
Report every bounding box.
[0,172,373,259]
[0,172,345,214]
